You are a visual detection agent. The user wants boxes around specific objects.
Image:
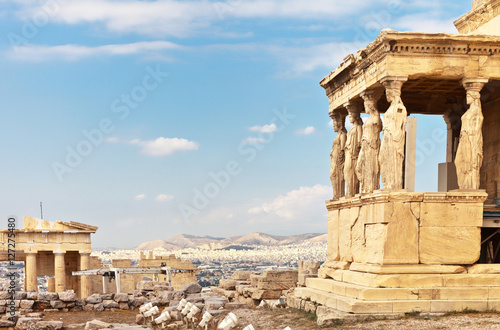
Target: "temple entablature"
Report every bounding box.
[456,0,500,35]
[323,28,500,198]
[321,30,500,116]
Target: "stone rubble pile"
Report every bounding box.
[0,280,224,329]
[297,260,321,287]
[213,270,299,307]
[0,266,311,329]
[135,281,246,329]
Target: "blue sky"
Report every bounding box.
[0,0,473,248]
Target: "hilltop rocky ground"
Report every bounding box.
[4,277,500,329]
[40,308,500,329]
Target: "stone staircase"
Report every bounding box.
[290,277,500,314]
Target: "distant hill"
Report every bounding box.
[306,233,327,243]
[165,234,225,248]
[221,232,285,246]
[135,240,179,250]
[135,232,326,250]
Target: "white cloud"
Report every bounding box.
[130,137,199,156]
[156,194,174,202]
[242,137,266,144]
[249,123,276,133]
[277,42,358,75]
[295,126,315,135]
[134,194,146,201]
[248,184,330,220]
[16,0,370,37]
[209,41,357,75]
[8,41,184,61]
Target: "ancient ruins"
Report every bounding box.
[291,0,500,322]
[0,216,97,298]
[0,216,198,300]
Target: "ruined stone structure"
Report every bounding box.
[0,216,97,299]
[215,270,298,307]
[137,252,198,290]
[87,253,199,294]
[0,215,198,300]
[291,0,500,321]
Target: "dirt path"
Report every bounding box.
[42,310,138,329]
[40,308,500,329]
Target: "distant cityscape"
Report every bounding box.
[0,241,327,290]
[0,232,327,290]
[94,242,327,287]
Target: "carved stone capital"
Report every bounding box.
[381,75,408,95]
[344,100,363,115]
[462,77,489,94]
[330,110,344,121]
[360,89,383,103]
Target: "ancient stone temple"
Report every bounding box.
[291,0,500,321]
[0,216,97,298]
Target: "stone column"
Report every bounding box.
[25,252,38,292]
[54,252,66,293]
[404,117,417,192]
[79,252,91,299]
[356,89,383,194]
[443,109,463,163]
[47,277,55,293]
[380,76,408,190]
[344,101,363,197]
[455,77,489,190]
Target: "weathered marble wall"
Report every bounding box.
[327,191,487,267]
[481,92,500,201]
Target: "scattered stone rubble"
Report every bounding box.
[213,269,299,307]
[135,281,239,329]
[0,265,320,329]
[0,280,217,329]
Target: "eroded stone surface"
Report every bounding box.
[420,227,481,265]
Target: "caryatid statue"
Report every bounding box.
[330,111,347,200]
[379,76,408,190]
[356,90,383,194]
[455,78,488,190]
[344,102,363,197]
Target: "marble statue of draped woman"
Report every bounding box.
[330,113,347,200]
[455,92,483,190]
[356,101,382,194]
[344,111,363,197]
[379,89,407,190]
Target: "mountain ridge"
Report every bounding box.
[135,232,326,250]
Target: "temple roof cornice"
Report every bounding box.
[321,30,500,114]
